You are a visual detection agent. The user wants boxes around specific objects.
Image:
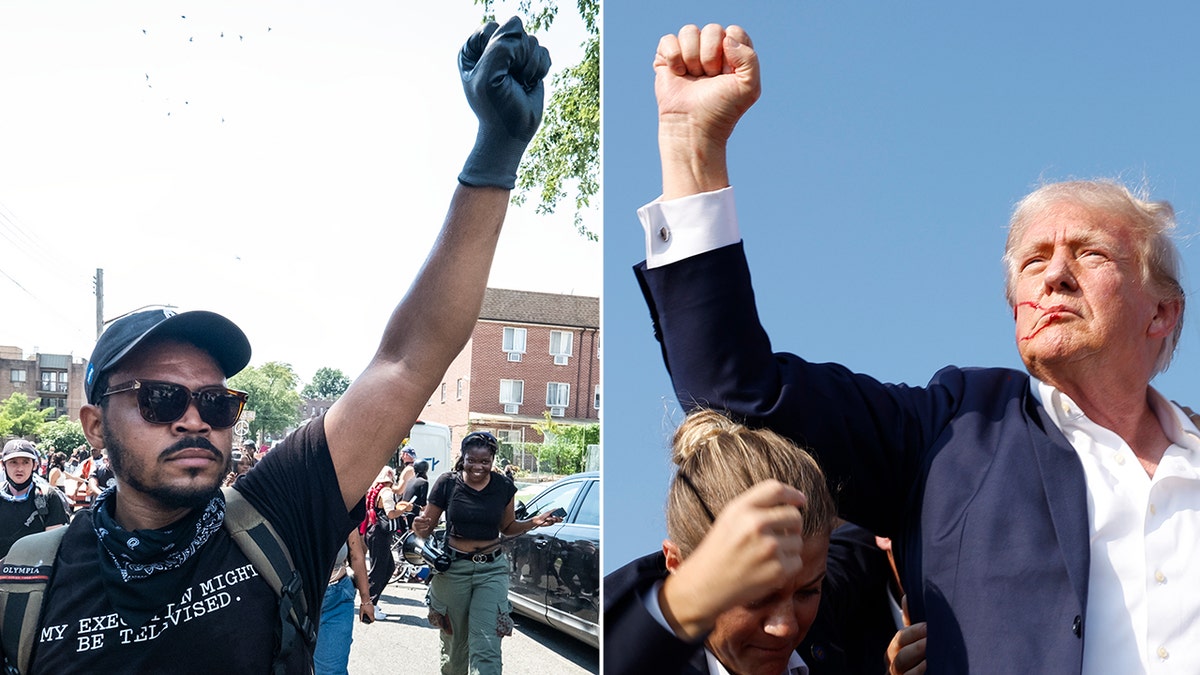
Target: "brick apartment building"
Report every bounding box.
[419,287,600,456]
[0,346,88,421]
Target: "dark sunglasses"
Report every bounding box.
[102,380,249,429]
[461,431,499,451]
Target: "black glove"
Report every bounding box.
[457,16,551,189]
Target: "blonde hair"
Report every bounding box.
[665,410,836,558]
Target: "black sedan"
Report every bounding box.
[502,471,599,648]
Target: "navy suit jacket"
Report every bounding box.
[635,243,1092,674]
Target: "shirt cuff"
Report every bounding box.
[638,187,740,269]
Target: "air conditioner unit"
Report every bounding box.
[553,354,569,366]
[507,352,522,362]
[504,403,519,415]
[550,406,565,417]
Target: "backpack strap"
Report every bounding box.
[0,525,68,675]
[220,487,313,673]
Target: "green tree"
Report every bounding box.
[38,416,88,455]
[531,412,598,475]
[229,362,303,440]
[0,393,54,439]
[301,367,351,400]
[475,0,600,240]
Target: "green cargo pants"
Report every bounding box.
[427,553,514,675]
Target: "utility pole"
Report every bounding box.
[94,268,104,338]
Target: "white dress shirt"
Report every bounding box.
[1033,380,1200,674]
[639,188,1200,674]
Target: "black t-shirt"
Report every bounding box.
[401,476,429,512]
[26,416,363,674]
[0,483,71,558]
[91,462,116,493]
[428,471,516,541]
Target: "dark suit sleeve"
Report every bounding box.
[603,553,706,675]
[635,243,960,536]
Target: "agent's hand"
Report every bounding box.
[888,596,927,675]
[458,16,551,189]
[888,622,927,674]
[654,24,761,199]
[659,479,807,640]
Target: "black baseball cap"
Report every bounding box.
[85,309,252,404]
[2,439,38,463]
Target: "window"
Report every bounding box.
[549,330,573,365]
[522,479,584,520]
[546,382,570,407]
[594,385,600,410]
[40,397,65,411]
[503,327,527,361]
[456,378,464,400]
[500,380,524,404]
[500,379,524,414]
[496,429,522,445]
[40,371,67,393]
[10,369,25,383]
[440,382,447,403]
[574,481,600,527]
[547,382,569,417]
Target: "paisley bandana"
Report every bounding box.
[91,487,226,628]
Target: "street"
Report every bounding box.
[345,577,599,674]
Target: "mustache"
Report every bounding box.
[159,436,223,460]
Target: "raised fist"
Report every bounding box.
[458,16,551,189]
[654,23,760,149]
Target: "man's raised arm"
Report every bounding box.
[325,17,550,509]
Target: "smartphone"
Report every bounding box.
[360,612,374,624]
[549,507,567,518]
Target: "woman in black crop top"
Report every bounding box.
[413,431,563,674]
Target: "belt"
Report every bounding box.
[449,547,503,564]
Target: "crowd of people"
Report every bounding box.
[0,440,117,533]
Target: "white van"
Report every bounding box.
[404,420,452,485]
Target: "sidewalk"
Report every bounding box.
[345,578,598,674]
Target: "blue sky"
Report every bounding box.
[602,1,1200,571]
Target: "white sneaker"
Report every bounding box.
[374,607,388,621]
